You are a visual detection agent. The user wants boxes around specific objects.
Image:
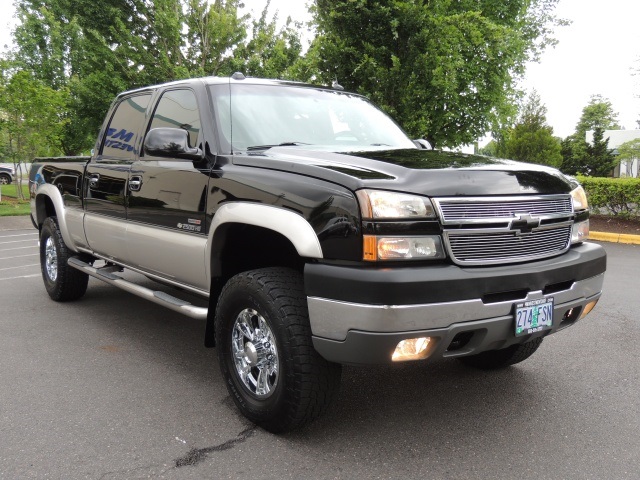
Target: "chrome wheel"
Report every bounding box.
[45,237,58,281]
[231,308,279,398]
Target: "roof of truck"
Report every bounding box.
[117,74,335,98]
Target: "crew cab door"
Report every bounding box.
[126,88,211,291]
[84,93,152,261]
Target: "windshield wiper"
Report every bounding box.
[247,142,311,151]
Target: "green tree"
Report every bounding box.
[497,90,562,166]
[0,64,67,198]
[477,140,499,157]
[230,5,304,79]
[559,134,587,175]
[10,0,157,154]
[561,95,620,176]
[309,0,566,148]
[615,138,640,177]
[185,0,248,76]
[586,127,616,177]
[574,94,621,137]
[6,0,304,155]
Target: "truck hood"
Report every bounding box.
[232,147,574,196]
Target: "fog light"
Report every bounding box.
[579,300,598,319]
[392,337,432,362]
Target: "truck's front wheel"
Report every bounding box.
[215,267,341,433]
[39,216,89,301]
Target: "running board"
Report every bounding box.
[68,257,208,320]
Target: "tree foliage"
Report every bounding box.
[496,90,561,166]
[229,7,304,79]
[0,62,67,198]
[561,95,619,176]
[3,0,303,155]
[574,94,621,137]
[616,138,640,177]
[309,0,566,148]
[2,0,568,157]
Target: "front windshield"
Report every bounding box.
[211,84,416,153]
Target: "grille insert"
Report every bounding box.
[446,225,572,265]
[437,196,572,223]
[434,195,576,266]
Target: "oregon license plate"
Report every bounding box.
[514,297,554,336]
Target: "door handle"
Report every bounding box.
[89,173,100,188]
[129,176,142,191]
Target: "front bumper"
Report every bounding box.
[305,242,606,365]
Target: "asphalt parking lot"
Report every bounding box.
[1,217,639,479]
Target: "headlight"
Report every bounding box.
[570,185,588,211]
[363,235,445,261]
[356,189,436,219]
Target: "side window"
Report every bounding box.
[149,89,201,148]
[101,94,151,160]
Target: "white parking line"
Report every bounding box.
[0,246,39,251]
[0,233,38,238]
[0,263,39,271]
[0,240,39,245]
[0,253,39,260]
[0,273,40,281]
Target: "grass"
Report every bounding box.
[0,201,30,216]
[0,182,30,216]
[0,183,30,199]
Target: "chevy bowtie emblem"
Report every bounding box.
[510,213,540,235]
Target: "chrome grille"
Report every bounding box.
[437,196,572,223]
[446,226,572,265]
[433,195,575,265]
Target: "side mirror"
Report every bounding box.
[144,128,203,160]
[413,139,432,150]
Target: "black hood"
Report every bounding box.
[232,148,574,196]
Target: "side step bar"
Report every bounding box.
[68,257,208,320]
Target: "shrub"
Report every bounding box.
[577,176,640,219]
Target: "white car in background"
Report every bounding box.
[0,165,15,185]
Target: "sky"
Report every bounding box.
[1,0,639,141]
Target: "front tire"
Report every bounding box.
[458,337,544,370]
[39,216,89,301]
[215,267,342,433]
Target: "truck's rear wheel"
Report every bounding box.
[215,267,341,433]
[39,216,89,301]
[458,337,544,370]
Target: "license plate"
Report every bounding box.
[514,297,554,336]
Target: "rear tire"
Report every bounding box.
[39,216,89,301]
[0,173,10,185]
[458,337,544,370]
[215,267,342,433]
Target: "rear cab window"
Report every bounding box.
[100,94,152,160]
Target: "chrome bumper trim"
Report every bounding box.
[307,273,604,341]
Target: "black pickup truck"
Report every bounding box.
[30,75,606,432]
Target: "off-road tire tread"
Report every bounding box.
[40,216,88,301]
[458,337,544,370]
[216,267,341,433]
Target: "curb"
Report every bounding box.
[590,231,640,245]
